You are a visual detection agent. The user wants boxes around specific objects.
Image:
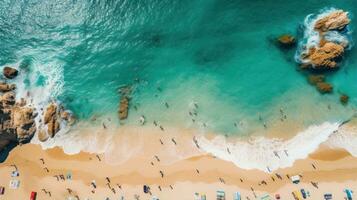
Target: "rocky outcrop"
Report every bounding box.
[0,66,75,151]
[314,10,350,32]
[44,103,60,137]
[0,89,36,150]
[0,83,16,92]
[304,42,344,70]
[277,34,296,47]
[118,86,131,120]
[11,106,37,143]
[300,9,351,70]
[41,103,75,139]
[3,67,18,79]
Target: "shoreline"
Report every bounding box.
[29,118,355,171]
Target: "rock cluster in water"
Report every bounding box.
[292,9,352,100]
[0,66,75,151]
[300,10,350,70]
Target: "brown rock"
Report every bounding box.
[61,111,76,125]
[118,86,131,120]
[119,96,129,120]
[0,83,16,92]
[1,92,16,106]
[44,103,57,124]
[38,129,49,142]
[47,119,60,138]
[307,42,344,70]
[340,94,349,105]
[3,67,18,79]
[316,82,333,93]
[11,106,36,143]
[315,10,350,32]
[308,75,325,85]
[277,34,296,47]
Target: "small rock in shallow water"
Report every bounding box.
[316,82,333,94]
[277,34,296,47]
[3,66,18,79]
[340,94,349,105]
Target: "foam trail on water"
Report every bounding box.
[197,122,341,172]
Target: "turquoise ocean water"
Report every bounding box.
[1,0,357,136]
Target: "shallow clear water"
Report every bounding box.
[1,0,357,136]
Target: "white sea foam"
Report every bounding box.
[326,125,357,157]
[196,122,342,172]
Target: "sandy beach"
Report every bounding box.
[0,126,356,200]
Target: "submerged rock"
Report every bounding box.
[316,82,333,93]
[3,66,18,79]
[340,94,349,105]
[118,86,131,120]
[277,34,296,47]
[307,75,333,94]
[308,74,325,85]
[119,97,129,120]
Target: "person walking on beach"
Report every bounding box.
[193,137,200,149]
[96,155,101,161]
[171,138,177,145]
[311,163,316,169]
